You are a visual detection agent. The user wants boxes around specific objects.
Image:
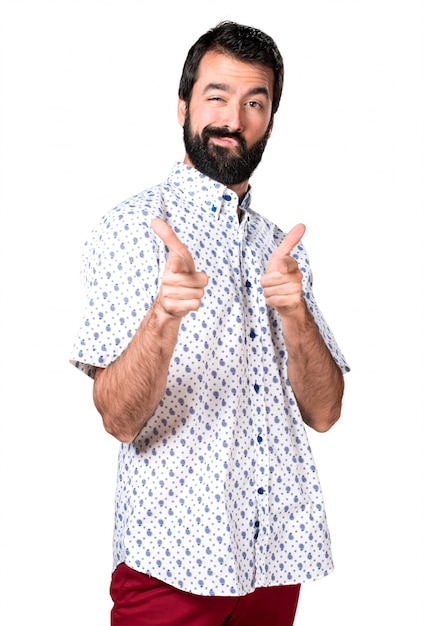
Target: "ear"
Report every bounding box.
[177,98,188,126]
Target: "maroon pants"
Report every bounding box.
[111,563,300,626]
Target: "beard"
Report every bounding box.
[183,111,271,186]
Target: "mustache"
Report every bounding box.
[202,126,245,146]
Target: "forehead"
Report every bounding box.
[194,51,274,98]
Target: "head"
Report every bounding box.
[178,21,284,187]
[179,21,284,116]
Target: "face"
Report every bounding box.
[178,51,274,187]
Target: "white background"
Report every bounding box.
[1,0,423,624]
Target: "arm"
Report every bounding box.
[260,224,344,432]
[93,219,208,443]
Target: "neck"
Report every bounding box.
[227,181,250,202]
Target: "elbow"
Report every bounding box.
[102,416,137,443]
[97,395,144,442]
[95,402,136,443]
[310,374,345,432]
[302,399,343,433]
[93,372,138,443]
[96,401,140,444]
[95,397,148,444]
[309,411,341,433]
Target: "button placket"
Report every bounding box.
[240,235,270,566]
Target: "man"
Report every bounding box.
[71,21,349,626]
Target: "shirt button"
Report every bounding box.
[257,435,263,443]
[258,487,265,495]
[254,383,260,394]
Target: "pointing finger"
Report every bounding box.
[278,223,306,257]
[266,223,306,275]
[151,218,189,257]
[151,218,195,272]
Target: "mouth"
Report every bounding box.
[209,136,240,148]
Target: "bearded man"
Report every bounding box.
[70,20,349,626]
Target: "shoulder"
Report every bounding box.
[85,182,172,245]
[100,183,167,228]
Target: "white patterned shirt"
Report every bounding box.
[70,162,350,596]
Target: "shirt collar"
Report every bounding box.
[168,161,252,220]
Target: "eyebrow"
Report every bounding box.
[203,83,271,99]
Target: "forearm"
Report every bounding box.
[282,302,344,432]
[93,300,181,443]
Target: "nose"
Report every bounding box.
[220,103,243,133]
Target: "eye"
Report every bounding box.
[246,100,262,109]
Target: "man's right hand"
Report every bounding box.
[151,218,209,318]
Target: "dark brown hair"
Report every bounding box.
[178,21,284,116]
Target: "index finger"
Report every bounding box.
[151,218,190,256]
[278,223,306,256]
[151,217,195,273]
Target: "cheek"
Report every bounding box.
[189,100,224,133]
[248,118,272,144]
[192,109,216,133]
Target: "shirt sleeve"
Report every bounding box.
[298,251,350,375]
[69,207,160,378]
[274,225,350,375]
[305,282,350,374]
